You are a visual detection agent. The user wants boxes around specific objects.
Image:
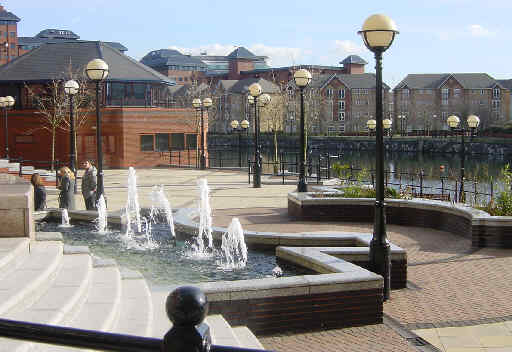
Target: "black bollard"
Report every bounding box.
[162,286,211,352]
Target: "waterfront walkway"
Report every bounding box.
[45,168,512,352]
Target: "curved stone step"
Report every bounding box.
[0,253,92,352]
[206,315,241,347]
[232,326,265,350]
[0,241,63,316]
[0,238,30,280]
[110,268,153,337]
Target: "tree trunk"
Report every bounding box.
[51,126,56,171]
[273,131,279,174]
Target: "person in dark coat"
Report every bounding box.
[30,173,47,211]
[81,160,97,210]
[58,166,75,210]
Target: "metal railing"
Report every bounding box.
[0,286,273,352]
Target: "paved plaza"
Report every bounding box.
[45,168,512,351]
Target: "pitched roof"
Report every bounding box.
[395,73,502,90]
[0,41,174,85]
[227,47,257,59]
[497,79,512,90]
[340,55,367,65]
[0,7,20,22]
[167,83,209,96]
[35,29,80,40]
[18,36,128,52]
[219,78,280,94]
[141,49,207,69]
[310,73,390,90]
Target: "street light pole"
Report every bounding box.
[86,59,109,204]
[359,14,398,301]
[447,114,480,203]
[193,98,212,170]
[64,80,79,194]
[294,69,312,193]
[249,84,263,188]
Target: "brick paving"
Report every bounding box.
[212,207,512,351]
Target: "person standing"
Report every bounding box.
[58,166,75,210]
[30,173,47,211]
[82,160,97,210]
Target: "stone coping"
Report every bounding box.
[288,191,500,224]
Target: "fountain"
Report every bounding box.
[188,178,213,257]
[125,167,142,234]
[219,218,247,270]
[149,185,176,239]
[58,209,72,228]
[95,195,108,233]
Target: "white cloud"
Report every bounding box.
[333,40,364,55]
[468,24,496,38]
[168,43,305,67]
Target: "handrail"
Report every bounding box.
[0,286,273,352]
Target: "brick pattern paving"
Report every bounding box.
[212,207,512,351]
[259,324,418,352]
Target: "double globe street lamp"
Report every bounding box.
[0,96,15,159]
[192,98,213,170]
[447,114,480,202]
[230,119,250,168]
[359,13,399,301]
[248,83,271,188]
[64,79,79,194]
[294,69,312,192]
[367,118,392,137]
[86,58,109,204]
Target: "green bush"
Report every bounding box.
[340,185,400,199]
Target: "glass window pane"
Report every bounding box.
[186,134,197,149]
[171,133,185,150]
[140,135,154,151]
[155,133,169,151]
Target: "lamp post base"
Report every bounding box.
[368,239,391,301]
[297,180,307,192]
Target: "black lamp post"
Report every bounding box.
[192,98,212,170]
[64,80,79,194]
[230,119,250,167]
[447,114,480,202]
[359,13,399,301]
[1,96,14,159]
[248,83,271,188]
[294,69,312,193]
[86,58,109,204]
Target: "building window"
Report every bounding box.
[493,88,501,98]
[441,88,449,99]
[338,101,345,110]
[171,133,185,150]
[492,100,501,110]
[155,133,169,152]
[140,135,154,151]
[454,88,461,97]
[186,134,197,149]
[9,32,15,37]
[326,88,333,97]
[480,90,485,95]
[442,112,448,120]
[338,112,345,121]
[338,89,345,99]
[402,89,409,97]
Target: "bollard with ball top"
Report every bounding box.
[163,286,211,352]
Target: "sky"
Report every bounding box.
[4,0,512,88]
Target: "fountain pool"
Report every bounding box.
[36,220,296,286]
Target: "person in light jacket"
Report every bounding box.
[81,160,97,210]
[58,166,75,210]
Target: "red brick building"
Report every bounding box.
[0,5,20,66]
[0,41,203,168]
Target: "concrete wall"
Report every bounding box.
[0,172,34,239]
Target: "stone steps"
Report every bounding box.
[0,235,264,351]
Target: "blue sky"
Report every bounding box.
[4,0,511,88]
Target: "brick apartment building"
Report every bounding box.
[0,5,19,66]
[0,41,203,168]
[394,73,511,133]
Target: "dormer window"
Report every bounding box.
[493,88,501,98]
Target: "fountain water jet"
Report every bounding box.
[149,185,176,239]
[95,195,108,233]
[188,178,213,257]
[219,218,247,269]
[125,167,142,235]
[58,209,72,228]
